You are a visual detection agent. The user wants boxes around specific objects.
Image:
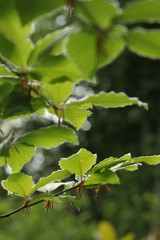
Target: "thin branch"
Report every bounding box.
[0,181,84,219]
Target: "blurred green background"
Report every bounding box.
[0,0,160,239]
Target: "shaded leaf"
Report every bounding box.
[59,148,97,177]
[15,0,64,25]
[30,55,82,83]
[99,25,126,67]
[1,172,34,197]
[66,30,97,79]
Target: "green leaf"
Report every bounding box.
[133,155,160,165]
[64,91,147,130]
[118,0,160,24]
[99,25,127,67]
[66,30,97,79]
[15,0,65,25]
[81,91,148,110]
[0,65,16,78]
[31,170,71,194]
[0,0,32,67]
[28,27,75,64]
[30,55,82,84]
[1,173,34,198]
[78,0,121,29]
[6,143,35,173]
[59,148,97,177]
[37,181,74,193]
[18,126,78,148]
[84,169,120,186]
[43,81,74,105]
[126,28,160,59]
[64,102,92,130]
[0,81,15,103]
[89,157,118,174]
[116,164,140,172]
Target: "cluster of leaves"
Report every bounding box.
[0,0,160,218]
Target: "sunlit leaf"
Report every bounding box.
[64,102,92,130]
[59,148,97,177]
[84,169,120,186]
[43,81,74,105]
[118,0,160,24]
[126,28,160,59]
[1,172,34,198]
[133,155,160,165]
[6,143,35,173]
[81,91,148,110]
[18,126,78,148]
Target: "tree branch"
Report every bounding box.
[0,181,84,219]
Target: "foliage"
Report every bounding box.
[0,0,160,221]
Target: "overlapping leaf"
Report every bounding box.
[31,169,71,194]
[77,0,121,29]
